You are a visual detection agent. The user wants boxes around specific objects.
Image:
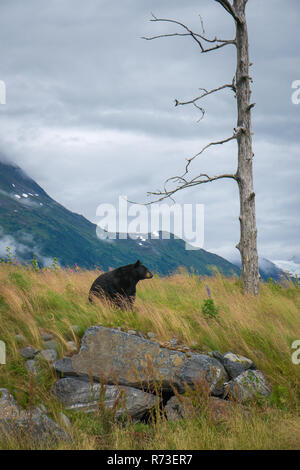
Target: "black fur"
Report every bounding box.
[89,260,153,309]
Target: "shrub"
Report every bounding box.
[201,299,219,319]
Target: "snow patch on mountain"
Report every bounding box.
[272,260,300,277]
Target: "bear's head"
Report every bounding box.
[133,260,153,280]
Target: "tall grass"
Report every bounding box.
[0,263,300,449]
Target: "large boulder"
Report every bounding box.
[0,388,69,444]
[224,369,271,402]
[53,377,158,421]
[71,326,228,395]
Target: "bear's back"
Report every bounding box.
[89,270,117,294]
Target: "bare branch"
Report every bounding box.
[184,133,237,175]
[142,14,236,53]
[141,132,238,204]
[175,80,236,111]
[146,172,237,204]
[214,0,243,23]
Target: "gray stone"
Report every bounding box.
[224,369,271,402]
[210,351,223,361]
[170,338,178,347]
[19,346,39,359]
[223,352,254,379]
[177,353,227,396]
[212,351,255,379]
[71,326,228,395]
[40,349,58,362]
[0,388,69,444]
[165,395,186,421]
[127,330,137,335]
[43,340,57,350]
[15,334,27,343]
[53,357,78,377]
[147,332,156,339]
[40,332,54,342]
[53,377,158,421]
[25,360,38,375]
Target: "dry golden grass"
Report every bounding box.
[0,263,300,449]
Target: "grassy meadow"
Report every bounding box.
[0,261,300,450]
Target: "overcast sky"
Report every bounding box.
[0,0,299,268]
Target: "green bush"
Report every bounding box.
[201,299,219,319]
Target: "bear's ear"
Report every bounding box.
[134,260,141,267]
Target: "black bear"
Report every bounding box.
[88,260,153,309]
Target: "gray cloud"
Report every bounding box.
[0,0,299,265]
[0,228,58,267]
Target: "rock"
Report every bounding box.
[164,395,187,421]
[210,351,223,361]
[224,369,271,402]
[19,346,39,359]
[66,341,77,353]
[211,351,255,379]
[71,326,228,395]
[40,332,54,341]
[223,352,255,379]
[25,360,38,375]
[53,357,78,377]
[147,332,156,339]
[40,349,58,363]
[165,395,232,423]
[127,330,137,335]
[170,338,178,347]
[0,388,69,444]
[178,353,227,396]
[43,340,57,350]
[15,334,27,343]
[53,377,158,421]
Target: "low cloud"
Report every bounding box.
[0,228,59,267]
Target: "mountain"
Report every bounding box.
[0,160,240,276]
[270,259,300,279]
[232,256,288,282]
[257,258,288,281]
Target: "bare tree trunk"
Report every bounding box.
[143,0,260,295]
[234,0,259,294]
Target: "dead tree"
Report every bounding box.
[143,0,260,295]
